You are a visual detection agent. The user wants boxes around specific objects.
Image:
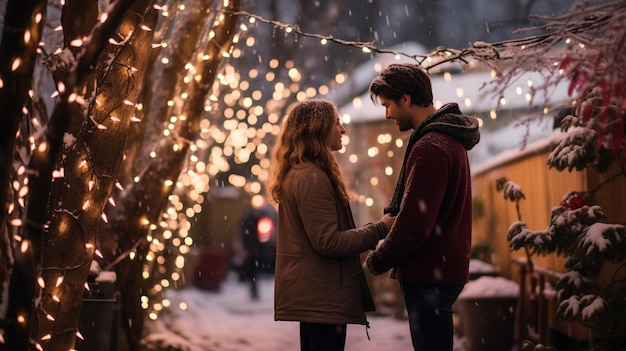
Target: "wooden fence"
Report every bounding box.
[471,139,626,347]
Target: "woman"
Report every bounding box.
[267,99,394,351]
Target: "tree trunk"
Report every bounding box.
[0,1,48,350]
[123,0,222,187]
[29,1,156,350]
[0,0,48,347]
[99,1,241,350]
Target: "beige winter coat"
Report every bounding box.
[274,162,387,325]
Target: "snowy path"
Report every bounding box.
[144,272,467,351]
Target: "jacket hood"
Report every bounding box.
[415,103,480,150]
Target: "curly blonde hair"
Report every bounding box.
[267,99,349,204]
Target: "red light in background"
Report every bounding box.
[257,217,273,243]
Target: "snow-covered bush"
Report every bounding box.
[497,177,626,350]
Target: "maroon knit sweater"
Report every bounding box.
[369,104,479,284]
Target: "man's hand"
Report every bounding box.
[381,214,395,231]
[364,250,385,276]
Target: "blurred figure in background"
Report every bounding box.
[240,195,277,300]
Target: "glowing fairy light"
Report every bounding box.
[70,39,83,47]
[68,93,80,103]
[74,94,86,105]
[20,240,29,253]
[140,217,150,227]
[11,58,22,71]
[55,276,64,287]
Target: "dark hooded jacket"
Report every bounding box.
[370,103,480,284]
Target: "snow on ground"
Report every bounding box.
[144,271,469,351]
[458,275,520,300]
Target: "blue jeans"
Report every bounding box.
[400,283,464,351]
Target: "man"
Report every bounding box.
[365,63,480,351]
